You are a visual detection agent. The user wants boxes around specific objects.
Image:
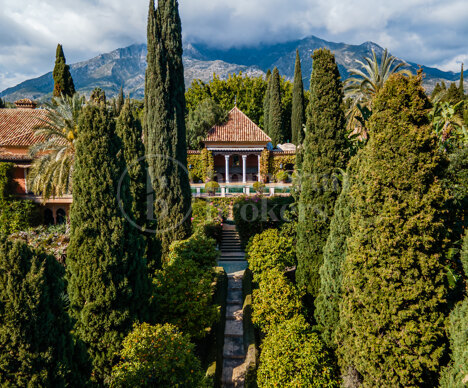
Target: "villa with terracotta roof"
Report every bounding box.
[0,99,71,224]
[0,101,295,223]
[205,107,271,183]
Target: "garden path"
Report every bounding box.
[218,222,248,388]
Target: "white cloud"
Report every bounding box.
[0,0,467,91]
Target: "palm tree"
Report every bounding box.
[28,94,83,201]
[344,49,412,139]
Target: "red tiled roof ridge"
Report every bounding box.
[0,108,50,147]
[205,106,271,143]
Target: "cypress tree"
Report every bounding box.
[459,63,464,96]
[268,67,284,146]
[432,82,443,99]
[296,48,348,298]
[144,0,192,256]
[440,230,468,388]
[116,86,124,115]
[291,50,305,145]
[52,44,75,97]
[116,99,162,274]
[337,74,448,387]
[263,73,271,134]
[67,102,151,382]
[0,237,89,386]
[314,162,355,348]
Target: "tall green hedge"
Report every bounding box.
[296,48,348,298]
[67,103,151,383]
[440,230,468,387]
[0,237,89,386]
[337,74,448,387]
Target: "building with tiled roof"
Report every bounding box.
[0,101,71,224]
[201,107,273,184]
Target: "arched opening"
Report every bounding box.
[56,208,66,225]
[285,163,294,172]
[44,208,54,226]
[231,174,240,183]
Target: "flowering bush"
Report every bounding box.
[153,258,218,340]
[9,224,69,263]
[257,315,339,387]
[246,228,296,279]
[252,268,303,333]
[111,323,205,387]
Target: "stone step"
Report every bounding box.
[226,305,243,320]
[221,252,246,257]
[225,319,244,338]
[222,358,246,386]
[223,336,245,359]
[227,290,243,305]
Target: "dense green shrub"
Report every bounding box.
[275,170,289,183]
[257,315,339,387]
[440,230,468,388]
[168,233,218,268]
[111,323,205,387]
[205,180,219,195]
[191,199,223,243]
[252,268,303,333]
[314,166,353,348]
[0,237,89,386]
[67,103,151,382]
[153,258,218,339]
[338,75,448,387]
[246,228,296,279]
[233,196,294,245]
[296,48,349,298]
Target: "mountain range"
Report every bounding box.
[1,35,464,102]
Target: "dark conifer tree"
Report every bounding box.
[263,72,271,134]
[268,67,284,146]
[116,86,125,115]
[52,44,75,97]
[314,162,355,347]
[0,237,89,386]
[291,50,306,145]
[459,63,464,96]
[440,230,468,388]
[296,48,348,298]
[337,75,448,386]
[144,0,191,256]
[116,99,162,274]
[67,102,151,383]
[432,82,443,99]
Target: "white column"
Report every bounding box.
[242,155,247,184]
[257,155,261,182]
[224,155,230,184]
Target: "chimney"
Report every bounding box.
[14,99,37,109]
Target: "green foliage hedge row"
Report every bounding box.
[233,196,294,245]
[245,227,296,279]
[257,315,339,387]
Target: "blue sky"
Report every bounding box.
[0,0,467,91]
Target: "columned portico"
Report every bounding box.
[242,155,247,183]
[224,155,230,183]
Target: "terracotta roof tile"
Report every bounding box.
[0,108,49,147]
[205,107,271,143]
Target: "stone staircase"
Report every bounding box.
[218,223,248,388]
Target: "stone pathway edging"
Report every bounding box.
[218,222,248,388]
